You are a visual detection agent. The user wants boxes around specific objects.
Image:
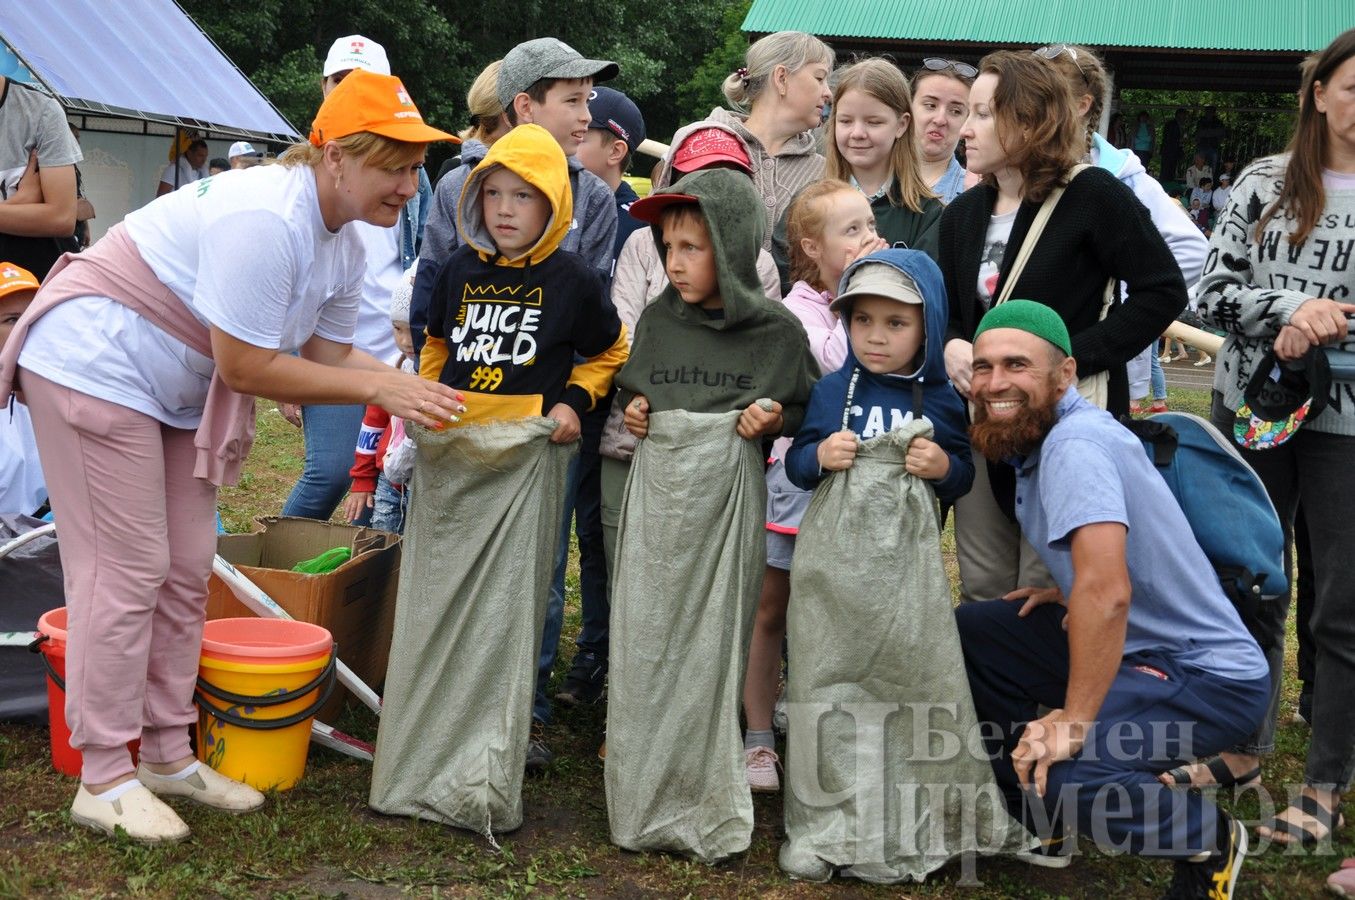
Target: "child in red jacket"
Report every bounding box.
[343,263,418,532]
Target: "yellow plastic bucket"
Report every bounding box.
[195,618,335,791]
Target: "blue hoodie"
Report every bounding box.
[786,249,973,504]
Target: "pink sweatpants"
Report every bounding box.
[20,369,218,785]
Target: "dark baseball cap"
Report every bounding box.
[588,86,645,155]
[497,38,618,109]
[1236,347,1331,449]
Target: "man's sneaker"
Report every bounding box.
[525,720,553,773]
[555,652,606,707]
[1160,814,1247,900]
[1016,830,1074,869]
[745,746,781,793]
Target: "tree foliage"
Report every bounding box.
[181,0,752,166]
[1119,88,1298,168]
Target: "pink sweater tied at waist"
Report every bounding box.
[0,224,255,486]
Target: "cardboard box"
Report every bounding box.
[206,517,401,722]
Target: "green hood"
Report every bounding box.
[650,168,770,330]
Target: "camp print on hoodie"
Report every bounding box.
[421,124,628,424]
[785,249,974,504]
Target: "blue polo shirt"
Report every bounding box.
[1013,387,1266,681]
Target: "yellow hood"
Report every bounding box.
[457,123,573,267]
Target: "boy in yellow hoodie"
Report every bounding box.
[421,123,627,437]
[370,125,625,832]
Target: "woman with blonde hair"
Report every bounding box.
[410,59,509,352]
[710,30,834,253]
[0,70,463,844]
[458,59,508,146]
[826,57,941,256]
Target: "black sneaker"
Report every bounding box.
[555,652,606,707]
[525,719,553,773]
[1160,814,1247,900]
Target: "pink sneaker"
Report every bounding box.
[745,746,781,793]
[1329,858,1355,896]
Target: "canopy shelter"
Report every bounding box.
[742,0,1348,94]
[0,0,296,144]
[0,1,300,239]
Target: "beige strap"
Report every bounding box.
[995,164,1091,307]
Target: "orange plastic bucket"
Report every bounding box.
[33,607,139,777]
[195,618,334,791]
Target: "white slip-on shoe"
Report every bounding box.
[137,763,265,814]
[70,782,191,844]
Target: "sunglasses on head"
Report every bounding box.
[1035,44,1091,86]
[921,57,978,80]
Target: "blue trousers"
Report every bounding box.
[955,599,1268,858]
[282,403,371,525]
[533,416,610,724]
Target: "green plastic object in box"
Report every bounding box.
[291,547,351,574]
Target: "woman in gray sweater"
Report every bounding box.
[709,30,833,255]
[1187,26,1355,850]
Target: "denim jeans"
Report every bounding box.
[1149,352,1167,401]
[282,404,370,524]
[370,472,406,534]
[1211,392,1355,790]
[957,599,1268,856]
[533,415,611,724]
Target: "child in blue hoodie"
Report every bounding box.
[786,249,972,502]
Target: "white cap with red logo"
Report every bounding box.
[323,35,391,78]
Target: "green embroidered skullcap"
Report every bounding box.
[974,300,1072,357]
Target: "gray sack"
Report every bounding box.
[780,420,1032,882]
[605,409,765,863]
[369,418,575,835]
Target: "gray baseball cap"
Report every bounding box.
[496,38,618,109]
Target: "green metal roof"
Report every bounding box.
[742,0,1348,52]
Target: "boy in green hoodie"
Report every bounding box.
[604,167,818,862]
[608,168,817,502]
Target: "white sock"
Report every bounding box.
[92,779,143,802]
[155,760,202,781]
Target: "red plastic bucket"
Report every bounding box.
[34,607,139,777]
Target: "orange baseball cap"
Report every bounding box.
[0,262,40,299]
[309,69,459,146]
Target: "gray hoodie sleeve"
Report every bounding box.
[411,169,466,354]
[575,171,619,277]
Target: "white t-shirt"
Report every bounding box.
[0,402,46,515]
[1211,186,1230,212]
[158,156,208,190]
[19,165,365,429]
[976,209,1017,310]
[352,221,401,361]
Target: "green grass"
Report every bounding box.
[2,387,1349,898]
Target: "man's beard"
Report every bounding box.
[969,382,1060,461]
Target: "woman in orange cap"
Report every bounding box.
[0,70,462,843]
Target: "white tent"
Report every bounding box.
[0,1,299,240]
